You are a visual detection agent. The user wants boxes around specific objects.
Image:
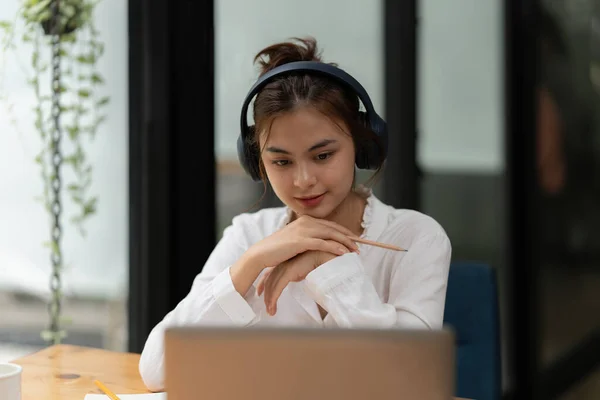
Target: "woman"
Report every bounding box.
[139,37,451,392]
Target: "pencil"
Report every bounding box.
[349,236,407,252]
[93,380,121,400]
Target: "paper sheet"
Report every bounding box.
[84,392,167,400]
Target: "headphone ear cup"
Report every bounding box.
[371,116,388,160]
[357,111,369,127]
[237,125,262,181]
[354,112,369,169]
[355,112,387,170]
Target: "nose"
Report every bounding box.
[293,162,317,189]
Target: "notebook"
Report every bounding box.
[84,393,167,400]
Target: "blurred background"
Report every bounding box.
[0,0,598,399]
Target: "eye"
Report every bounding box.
[272,159,290,167]
[316,152,334,161]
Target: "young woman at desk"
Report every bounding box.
[139,37,452,391]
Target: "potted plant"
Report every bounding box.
[0,0,108,344]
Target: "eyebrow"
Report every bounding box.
[266,139,338,155]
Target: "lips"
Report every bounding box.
[295,193,326,208]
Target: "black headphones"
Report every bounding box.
[237,61,388,181]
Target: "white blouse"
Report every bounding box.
[138,189,452,391]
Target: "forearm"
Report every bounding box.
[229,250,265,296]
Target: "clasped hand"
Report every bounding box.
[247,215,359,316]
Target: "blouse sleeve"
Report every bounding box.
[139,215,262,391]
[303,232,451,329]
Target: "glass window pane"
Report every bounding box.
[417,0,507,388]
[538,0,600,366]
[0,0,128,360]
[215,0,384,236]
[418,0,504,173]
[417,0,505,268]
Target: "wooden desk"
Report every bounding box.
[12,345,150,400]
[12,344,470,400]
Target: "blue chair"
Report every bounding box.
[443,262,502,400]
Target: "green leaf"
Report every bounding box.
[83,197,97,216]
[63,4,76,18]
[76,53,95,64]
[77,89,91,98]
[0,20,12,31]
[35,10,52,23]
[63,155,76,165]
[40,330,54,342]
[96,96,109,107]
[43,240,60,255]
[90,73,104,84]
[40,329,67,344]
[60,33,76,43]
[94,115,107,126]
[66,125,79,140]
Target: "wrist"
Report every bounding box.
[240,248,268,275]
[315,251,337,266]
[230,250,267,297]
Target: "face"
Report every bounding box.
[260,107,356,219]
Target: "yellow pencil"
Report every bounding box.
[349,236,407,252]
[93,379,121,400]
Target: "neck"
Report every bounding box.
[319,191,367,237]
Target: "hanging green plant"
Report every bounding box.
[0,0,108,345]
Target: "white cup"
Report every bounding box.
[0,363,22,400]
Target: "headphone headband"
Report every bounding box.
[240,61,378,140]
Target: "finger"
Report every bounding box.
[306,224,359,252]
[263,267,282,314]
[322,239,359,256]
[255,268,273,297]
[302,238,352,256]
[265,271,291,316]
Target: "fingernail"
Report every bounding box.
[339,247,348,254]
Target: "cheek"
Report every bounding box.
[331,151,356,178]
[263,165,292,192]
[316,157,354,190]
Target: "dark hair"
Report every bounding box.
[249,37,384,186]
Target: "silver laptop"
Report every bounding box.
[164,327,456,400]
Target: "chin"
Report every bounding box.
[289,196,341,220]
[295,206,332,219]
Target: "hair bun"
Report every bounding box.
[253,37,323,76]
